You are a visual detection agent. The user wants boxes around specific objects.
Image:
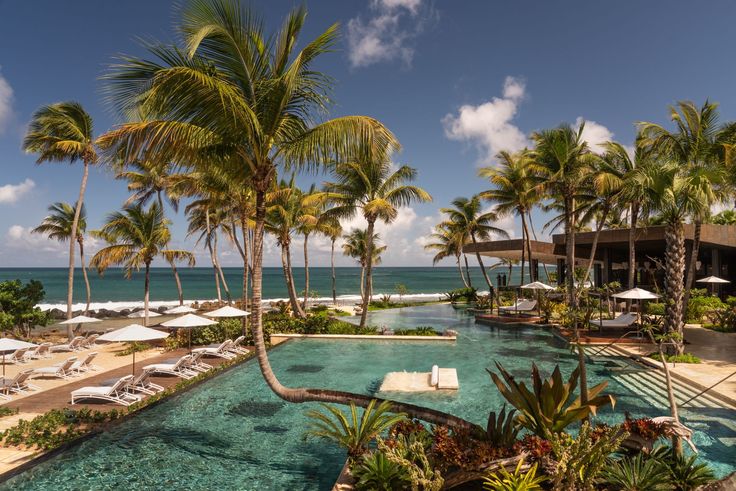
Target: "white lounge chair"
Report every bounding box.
[193,340,236,360]
[5,348,29,365]
[71,352,99,374]
[127,368,165,395]
[144,354,198,380]
[23,342,52,361]
[499,300,537,314]
[81,333,99,349]
[590,312,639,329]
[51,336,86,352]
[187,351,213,373]
[0,369,39,395]
[32,356,78,380]
[228,336,248,355]
[71,375,141,406]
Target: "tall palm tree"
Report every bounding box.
[23,102,97,332]
[424,222,469,287]
[479,149,540,284]
[100,0,470,429]
[319,216,343,305]
[321,159,431,327]
[532,123,594,307]
[342,228,386,301]
[440,196,508,294]
[265,178,307,317]
[298,183,322,310]
[91,203,194,326]
[639,101,733,310]
[32,203,93,330]
[634,161,713,354]
[187,199,232,305]
[712,209,736,225]
[117,160,190,305]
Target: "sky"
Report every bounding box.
[1,0,736,268]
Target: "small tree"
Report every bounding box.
[0,280,49,337]
[395,284,409,302]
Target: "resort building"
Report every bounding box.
[465,224,736,295]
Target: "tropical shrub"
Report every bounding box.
[167,318,244,349]
[704,306,736,332]
[513,435,552,461]
[431,426,508,473]
[645,302,665,316]
[482,406,519,449]
[352,451,410,490]
[0,279,49,337]
[685,295,725,323]
[483,459,546,491]
[650,446,715,490]
[620,417,667,442]
[305,400,406,458]
[377,434,444,490]
[601,453,673,491]
[444,287,478,303]
[649,352,701,364]
[0,407,18,418]
[489,363,615,436]
[547,422,626,491]
[394,327,438,336]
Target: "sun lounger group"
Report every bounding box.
[30,352,100,380]
[589,312,639,329]
[498,299,537,314]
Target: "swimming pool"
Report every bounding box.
[3,305,734,489]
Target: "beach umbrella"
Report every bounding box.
[696,275,730,295]
[127,310,161,319]
[98,324,169,375]
[59,315,101,325]
[0,338,37,377]
[203,306,250,318]
[612,287,660,300]
[161,314,218,352]
[164,305,197,315]
[520,282,555,290]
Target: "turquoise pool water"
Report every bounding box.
[4,305,734,489]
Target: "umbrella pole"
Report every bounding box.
[189,329,192,354]
[132,350,136,376]
[2,353,4,377]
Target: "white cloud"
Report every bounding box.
[0,179,34,204]
[0,69,13,134]
[575,117,614,154]
[347,0,432,68]
[6,225,66,255]
[442,76,530,163]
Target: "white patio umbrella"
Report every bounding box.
[164,305,197,315]
[127,310,161,319]
[0,338,37,377]
[161,314,218,352]
[521,282,556,315]
[97,324,169,375]
[696,275,730,295]
[203,306,250,318]
[59,315,101,325]
[612,287,660,300]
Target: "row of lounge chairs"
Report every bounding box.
[496,299,641,329]
[0,352,101,400]
[3,334,100,367]
[70,337,249,406]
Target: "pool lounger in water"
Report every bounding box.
[379,366,458,392]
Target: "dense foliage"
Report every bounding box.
[0,279,49,336]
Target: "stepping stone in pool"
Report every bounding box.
[228,400,286,418]
[286,364,324,373]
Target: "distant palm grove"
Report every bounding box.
[22,0,736,420]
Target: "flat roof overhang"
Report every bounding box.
[552,224,736,251]
[463,239,563,264]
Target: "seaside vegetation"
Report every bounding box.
[0,279,49,338]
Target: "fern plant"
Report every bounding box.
[483,460,546,491]
[305,400,406,458]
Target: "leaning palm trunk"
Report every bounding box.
[359,265,365,300]
[281,243,305,317]
[65,161,90,339]
[241,215,250,335]
[456,253,469,288]
[527,211,550,282]
[78,237,91,317]
[464,254,473,288]
[331,238,337,305]
[628,203,639,290]
[682,220,702,314]
[303,233,310,310]
[521,212,533,282]
[664,222,686,355]
[471,233,494,291]
[250,188,476,430]
[170,261,184,306]
[519,224,526,286]
[204,210,222,305]
[359,220,376,328]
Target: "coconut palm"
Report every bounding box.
[186,198,232,305]
[532,123,595,307]
[639,101,734,309]
[479,149,541,284]
[298,183,323,311]
[117,160,189,305]
[320,159,431,327]
[440,195,508,295]
[342,228,387,301]
[320,217,343,305]
[32,203,93,325]
[634,161,713,353]
[91,202,194,326]
[424,222,470,288]
[100,0,470,428]
[712,209,736,225]
[23,102,97,331]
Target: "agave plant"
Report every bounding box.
[483,460,546,491]
[650,446,715,490]
[488,362,615,436]
[601,454,674,491]
[352,451,410,490]
[305,400,406,458]
[483,405,519,448]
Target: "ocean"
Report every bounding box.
[0,266,551,311]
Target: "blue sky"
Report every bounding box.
[1,0,735,268]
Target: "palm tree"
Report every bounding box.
[479,149,540,284]
[440,196,508,294]
[712,209,736,225]
[634,161,713,354]
[423,222,469,287]
[342,228,387,301]
[321,159,431,327]
[532,123,594,307]
[23,102,97,331]
[298,184,323,311]
[186,199,232,305]
[100,0,470,429]
[265,178,307,317]
[639,101,733,310]
[320,217,343,305]
[91,203,195,325]
[32,203,93,330]
[117,160,189,305]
